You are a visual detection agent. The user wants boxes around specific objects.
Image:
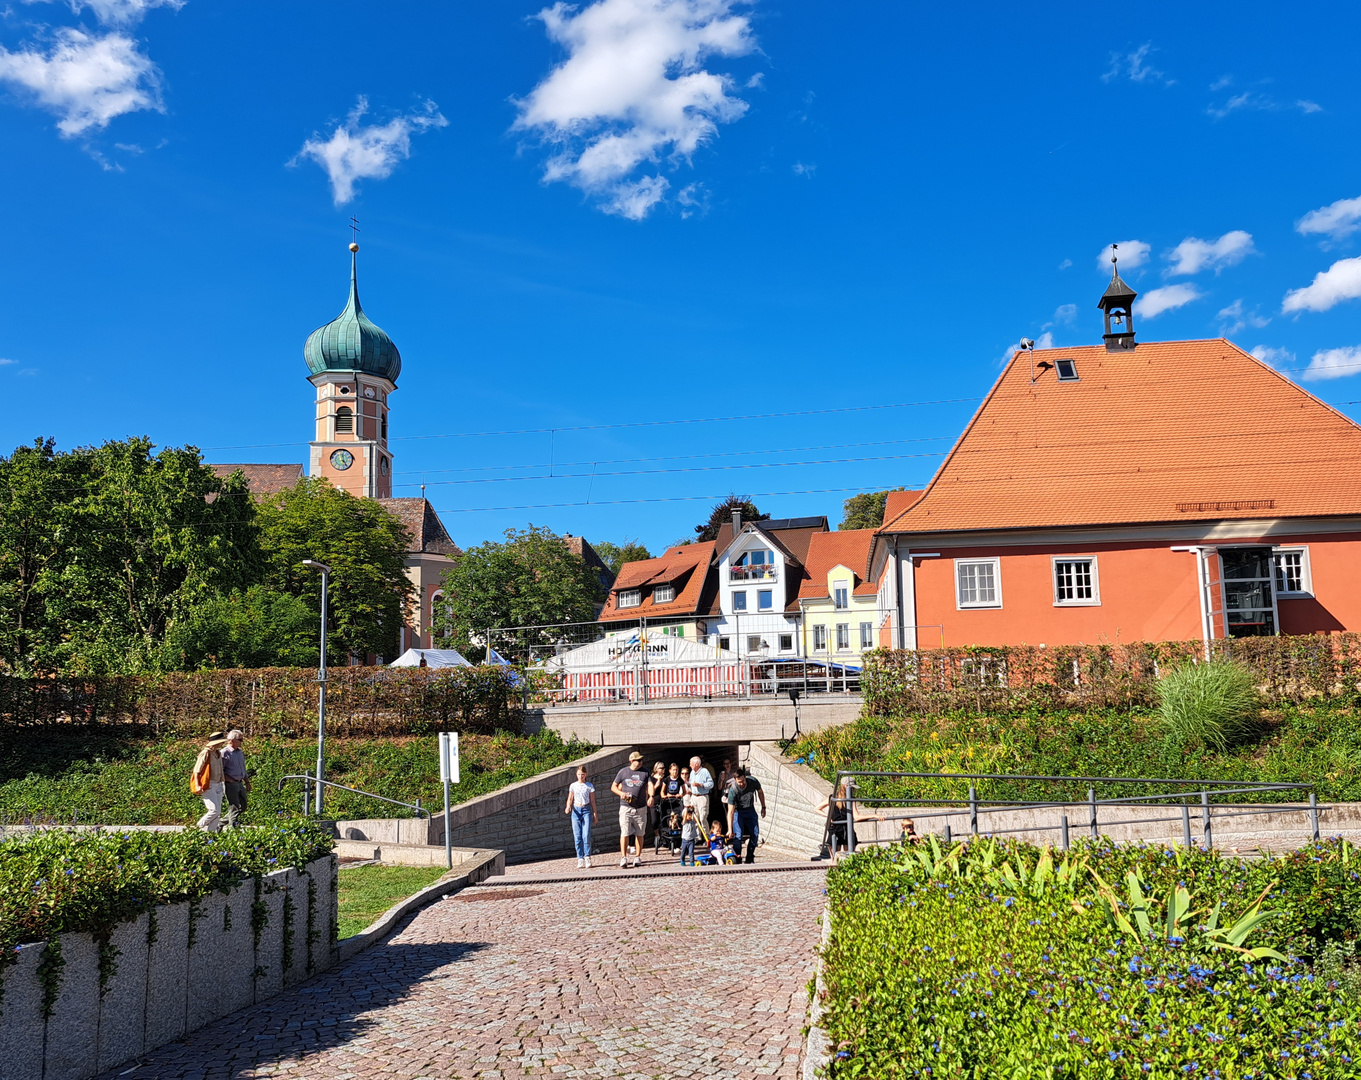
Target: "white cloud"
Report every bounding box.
[1302,345,1361,382]
[791,161,815,177]
[1052,303,1077,324]
[513,0,756,220]
[0,28,161,136]
[1297,195,1361,243]
[1217,299,1269,335]
[998,331,1054,368]
[1134,283,1203,319]
[1096,240,1150,274]
[294,97,447,206]
[1298,99,1323,114]
[37,0,185,26]
[1282,256,1361,314]
[1057,258,1072,270]
[1250,345,1294,369]
[1102,43,1173,86]
[0,358,14,366]
[1165,230,1255,276]
[1208,91,1324,121]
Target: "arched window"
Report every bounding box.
[335,406,353,433]
[381,413,388,441]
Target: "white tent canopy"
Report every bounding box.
[543,632,737,673]
[390,648,471,669]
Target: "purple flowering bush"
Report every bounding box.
[821,838,1361,1078]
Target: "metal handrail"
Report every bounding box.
[276,774,429,818]
[823,771,1322,855]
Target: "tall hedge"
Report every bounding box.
[0,665,523,737]
[862,634,1361,716]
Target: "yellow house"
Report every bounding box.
[795,529,882,663]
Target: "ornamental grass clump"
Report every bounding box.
[820,838,1361,1078]
[1156,659,1261,753]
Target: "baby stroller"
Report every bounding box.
[654,796,685,854]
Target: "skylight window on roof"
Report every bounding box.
[1055,359,1079,381]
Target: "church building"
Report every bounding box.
[211,243,459,658]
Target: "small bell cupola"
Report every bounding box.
[1097,244,1138,351]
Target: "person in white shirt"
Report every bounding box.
[563,765,598,869]
[685,755,713,834]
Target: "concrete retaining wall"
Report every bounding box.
[0,855,336,1080]
[336,746,637,864]
[529,695,862,745]
[745,741,835,858]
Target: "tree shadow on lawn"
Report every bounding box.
[0,728,151,783]
[92,938,493,1079]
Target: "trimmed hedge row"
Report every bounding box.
[863,635,1361,716]
[0,821,334,998]
[820,837,1361,1079]
[0,665,523,736]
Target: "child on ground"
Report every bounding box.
[706,819,727,867]
[680,805,700,866]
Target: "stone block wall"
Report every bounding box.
[428,746,635,863]
[745,741,835,858]
[0,855,336,1080]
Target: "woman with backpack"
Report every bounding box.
[190,732,231,832]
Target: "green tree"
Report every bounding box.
[433,526,600,652]
[694,495,768,542]
[257,477,414,662]
[0,438,261,675]
[161,585,320,670]
[840,489,906,530]
[593,539,653,574]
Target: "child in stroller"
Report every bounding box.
[654,792,686,854]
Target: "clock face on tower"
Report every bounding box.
[330,449,355,471]
[380,457,389,475]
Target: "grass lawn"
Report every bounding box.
[0,729,593,826]
[337,863,450,939]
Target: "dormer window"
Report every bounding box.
[1055,359,1078,381]
[833,580,849,609]
[653,584,675,604]
[335,406,354,433]
[618,589,641,609]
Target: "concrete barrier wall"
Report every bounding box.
[0,855,336,1080]
[529,696,862,745]
[336,746,637,864]
[745,741,835,858]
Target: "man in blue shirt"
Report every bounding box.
[686,755,713,834]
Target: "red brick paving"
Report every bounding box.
[104,866,828,1079]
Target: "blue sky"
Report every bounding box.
[2,1,1360,555]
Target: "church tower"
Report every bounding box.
[304,243,400,498]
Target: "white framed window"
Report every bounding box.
[718,636,731,651]
[835,623,850,650]
[618,589,641,609]
[813,625,827,650]
[1052,557,1100,606]
[732,590,748,611]
[653,584,675,604]
[747,635,765,653]
[757,589,773,610]
[955,558,1001,609]
[778,633,794,652]
[833,581,849,609]
[859,622,874,649]
[1273,547,1312,596]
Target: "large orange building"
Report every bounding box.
[871,266,1361,654]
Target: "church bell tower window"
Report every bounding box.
[335,405,353,433]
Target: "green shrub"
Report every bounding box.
[820,839,1361,1078]
[0,822,332,966]
[1157,660,1261,753]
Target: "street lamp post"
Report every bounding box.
[302,559,331,816]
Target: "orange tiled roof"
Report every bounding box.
[882,489,923,523]
[795,529,878,602]
[375,498,461,556]
[600,541,716,622]
[208,463,304,497]
[879,339,1361,536]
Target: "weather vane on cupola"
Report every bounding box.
[1098,242,1139,352]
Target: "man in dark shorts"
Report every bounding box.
[611,750,650,868]
[725,767,767,864]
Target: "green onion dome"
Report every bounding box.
[303,246,401,383]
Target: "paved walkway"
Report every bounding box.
[102,865,828,1080]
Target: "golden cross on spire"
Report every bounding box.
[349,216,361,245]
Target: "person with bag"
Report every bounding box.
[190,732,231,832]
[611,750,650,868]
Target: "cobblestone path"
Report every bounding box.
[103,867,828,1080]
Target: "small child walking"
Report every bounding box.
[679,806,700,865]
